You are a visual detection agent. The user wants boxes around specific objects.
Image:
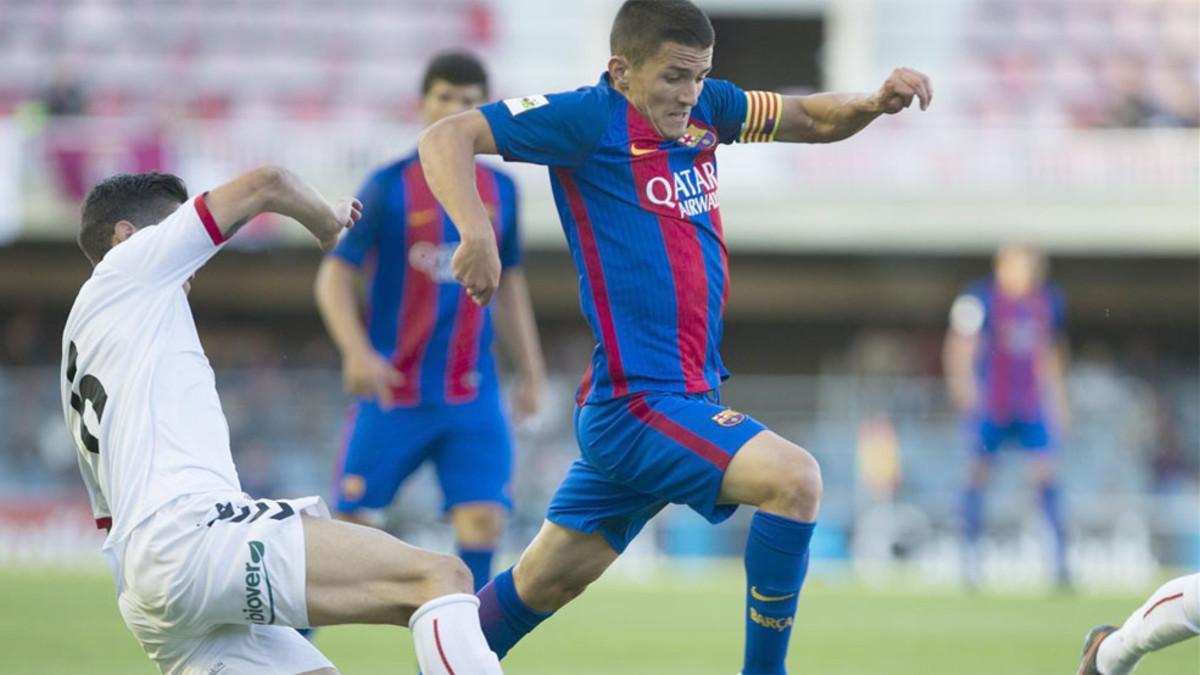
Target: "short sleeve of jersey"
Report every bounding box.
[496,172,521,268]
[332,170,391,268]
[101,195,228,289]
[480,87,609,168]
[703,79,750,144]
[703,79,783,145]
[949,284,988,336]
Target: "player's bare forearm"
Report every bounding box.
[776,93,883,144]
[314,257,373,359]
[205,166,356,250]
[943,331,978,413]
[418,110,498,243]
[419,110,504,305]
[494,268,547,384]
[257,168,358,249]
[776,68,933,144]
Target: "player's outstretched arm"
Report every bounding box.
[204,166,360,251]
[418,110,502,305]
[775,67,933,144]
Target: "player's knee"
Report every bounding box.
[454,506,504,546]
[765,447,823,518]
[380,551,473,623]
[419,552,474,600]
[968,461,991,487]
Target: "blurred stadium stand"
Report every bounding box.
[0,0,1196,586]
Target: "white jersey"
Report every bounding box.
[60,195,241,551]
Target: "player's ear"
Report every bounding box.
[608,55,631,91]
[111,220,137,246]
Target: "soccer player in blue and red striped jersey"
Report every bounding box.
[944,244,1072,587]
[314,51,545,593]
[419,2,931,672]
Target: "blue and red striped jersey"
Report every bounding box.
[953,279,1067,423]
[480,74,780,404]
[332,152,521,407]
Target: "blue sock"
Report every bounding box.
[457,545,496,593]
[1039,482,1068,578]
[476,566,552,659]
[742,511,816,675]
[963,486,984,545]
[962,486,985,581]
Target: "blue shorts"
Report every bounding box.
[547,390,766,554]
[334,397,513,515]
[970,417,1056,455]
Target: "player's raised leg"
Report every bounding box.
[303,516,502,674]
[718,431,821,675]
[1077,573,1200,675]
[475,520,619,658]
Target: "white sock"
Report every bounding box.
[1097,573,1200,675]
[409,593,503,675]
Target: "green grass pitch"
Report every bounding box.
[1,566,1196,675]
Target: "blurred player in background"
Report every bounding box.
[315,50,545,592]
[63,170,501,674]
[1077,572,1200,675]
[943,244,1072,588]
[418,0,931,672]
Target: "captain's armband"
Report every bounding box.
[738,91,783,143]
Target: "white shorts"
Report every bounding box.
[114,492,335,675]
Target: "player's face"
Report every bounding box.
[622,42,713,139]
[994,246,1044,297]
[421,80,487,127]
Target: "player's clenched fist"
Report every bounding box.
[316,198,362,252]
[453,235,501,305]
[873,67,933,114]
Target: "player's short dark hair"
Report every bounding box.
[78,172,188,265]
[610,0,715,66]
[421,50,489,97]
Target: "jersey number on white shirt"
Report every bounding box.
[66,341,108,455]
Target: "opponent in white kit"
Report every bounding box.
[1077,572,1200,675]
[60,169,503,675]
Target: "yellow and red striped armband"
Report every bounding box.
[739,91,783,143]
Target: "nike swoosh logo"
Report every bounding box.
[750,587,796,602]
[409,208,438,226]
[630,142,660,156]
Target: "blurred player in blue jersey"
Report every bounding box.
[314,51,546,593]
[943,244,1072,588]
[418,1,931,672]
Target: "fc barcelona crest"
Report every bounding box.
[712,409,746,427]
[679,123,718,150]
